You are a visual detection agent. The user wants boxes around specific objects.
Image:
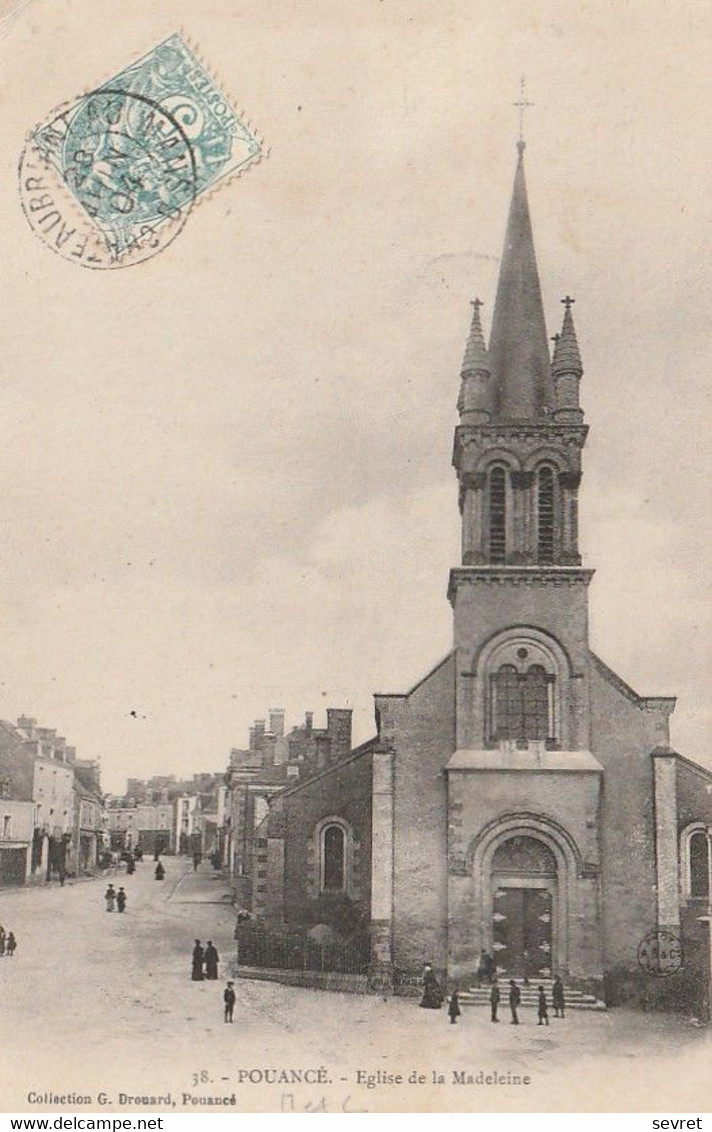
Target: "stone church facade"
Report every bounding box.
[259,141,712,1006]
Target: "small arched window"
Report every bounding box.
[689,830,710,899]
[489,467,507,564]
[322,823,346,892]
[537,466,555,563]
[521,665,549,741]
[494,665,520,740]
[492,662,554,746]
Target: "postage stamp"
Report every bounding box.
[18,33,265,269]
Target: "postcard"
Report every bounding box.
[0,0,710,1116]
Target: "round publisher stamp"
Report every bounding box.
[18,33,264,270]
[637,929,683,977]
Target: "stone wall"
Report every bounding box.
[376,654,456,972]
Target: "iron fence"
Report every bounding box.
[236,924,370,974]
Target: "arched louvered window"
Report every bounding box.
[322,823,346,892]
[689,830,710,899]
[489,467,507,564]
[537,466,555,564]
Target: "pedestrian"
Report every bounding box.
[0,926,5,957]
[490,977,500,1023]
[508,979,521,1025]
[476,949,488,986]
[193,852,201,872]
[105,884,116,912]
[6,932,16,957]
[59,867,66,887]
[552,975,565,1018]
[204,940,220,980]
[191,939,205,981]
[419,963,443,1009]
[117,887,127,913]
[448,988,461,1025]
[224,980,236,1023]
[155,860,165,881]
[154,850,160,863]
[126,856,135,876]
[537,986,549,1026]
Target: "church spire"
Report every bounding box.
[552,296,583,377]
[552,296,584,422]
[458,299,492,424]
[488,144,553,420]
[462,297,488,374]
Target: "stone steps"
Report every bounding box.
[460,985,606,1011]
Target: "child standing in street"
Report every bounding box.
[537,985,549,1026]
[448,988,461,1025]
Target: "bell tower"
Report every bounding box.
[448,141,594,754]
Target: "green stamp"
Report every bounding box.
[19,34,265,268]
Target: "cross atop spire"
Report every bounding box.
[512,77,534,149]
[462,297,489,375]
[552,297,583,377]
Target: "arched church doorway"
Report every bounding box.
[491,835,556,979]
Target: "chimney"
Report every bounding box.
[261,734,277,767]
[252,719,266,750]
[326,708,353,762]
[17,716,37,736]
[304,711,313,735]
[269,709,285,738]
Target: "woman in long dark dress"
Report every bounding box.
[155,861,165,880]
[419,963,443,1009]
[204,941,220,980]
[191,940,205,981]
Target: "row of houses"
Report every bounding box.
[0,715,105,886]
[105,772,226,859]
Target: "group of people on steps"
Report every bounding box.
[420,963,567,1026]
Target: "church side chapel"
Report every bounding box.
[257,133,712,1012]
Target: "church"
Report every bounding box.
[256,138,712,1008]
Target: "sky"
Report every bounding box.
[0,0,709,793]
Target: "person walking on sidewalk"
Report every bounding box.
[552,976,566,1018]
[6,932,16,957]
[448,988,461,1025]
[508,980,521,1025]
[105,884,116,912]
[490,977,500,1023]
[117,887,127,913]
[537,986,549,1026]
[191,940,205,981]
[204,940,220,980]
[224,981,236,1023]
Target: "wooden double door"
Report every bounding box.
[492,885,553,978]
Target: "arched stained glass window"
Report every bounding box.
[489,467,507,564]
[322,824,346,891]
[494,665,520,740]
[521,665,549,741]
[494,664,553,745]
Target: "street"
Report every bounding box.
[0,860,709,1113]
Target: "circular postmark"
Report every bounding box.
[637,929,684,978]
[19,88,198,269]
